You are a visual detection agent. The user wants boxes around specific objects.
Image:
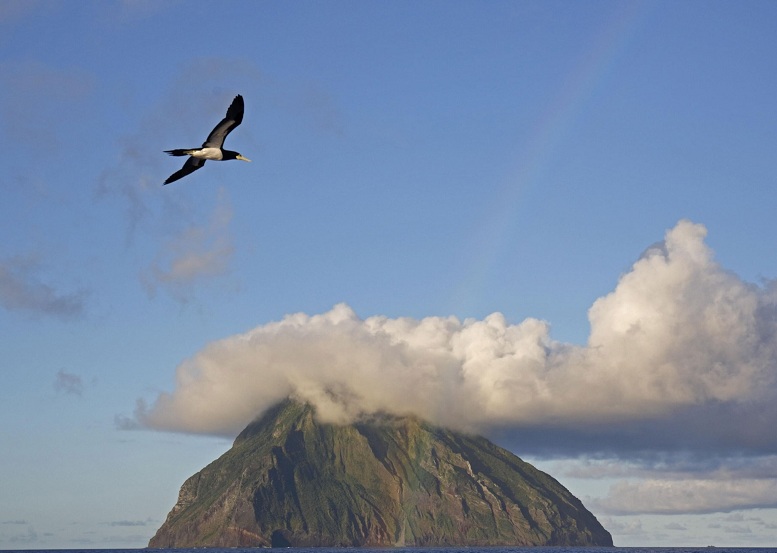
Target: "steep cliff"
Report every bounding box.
[149,399,612,547]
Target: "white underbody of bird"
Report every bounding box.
[166,147,251,162]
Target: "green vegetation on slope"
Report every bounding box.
[149,399,612,547]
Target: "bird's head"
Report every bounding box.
[223,150,252,162]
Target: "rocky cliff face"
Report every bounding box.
[149,399,612,547]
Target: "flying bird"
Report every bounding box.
[163,94,251,185]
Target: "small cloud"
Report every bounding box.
[114,414,140,431]
[600,517,644,536]
[108,519,149,527]
[141,189,234,303]
[8,526,37,544]
[54,370,84,396]
[592,478,777,515]
[0,255,87,319]
[723,524,752,534]
[664,522,687,531]
[115,399,146,430]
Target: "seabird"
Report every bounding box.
[163,94,251,185]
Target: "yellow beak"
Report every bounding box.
[236,155,252,162]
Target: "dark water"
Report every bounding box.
[4,548,777,553]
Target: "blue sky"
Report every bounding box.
[2,0,777,548]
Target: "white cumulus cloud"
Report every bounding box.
[131,220,777,454]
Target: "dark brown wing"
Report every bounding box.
[164,157,206,185]
[202,95,244,148]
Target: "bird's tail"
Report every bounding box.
[164,149,195,157]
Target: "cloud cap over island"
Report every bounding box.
[130,220,777,456]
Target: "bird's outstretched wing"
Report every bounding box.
[202,95,244,149]
[164,157,206,185]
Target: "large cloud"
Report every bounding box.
[132,220,777,455]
